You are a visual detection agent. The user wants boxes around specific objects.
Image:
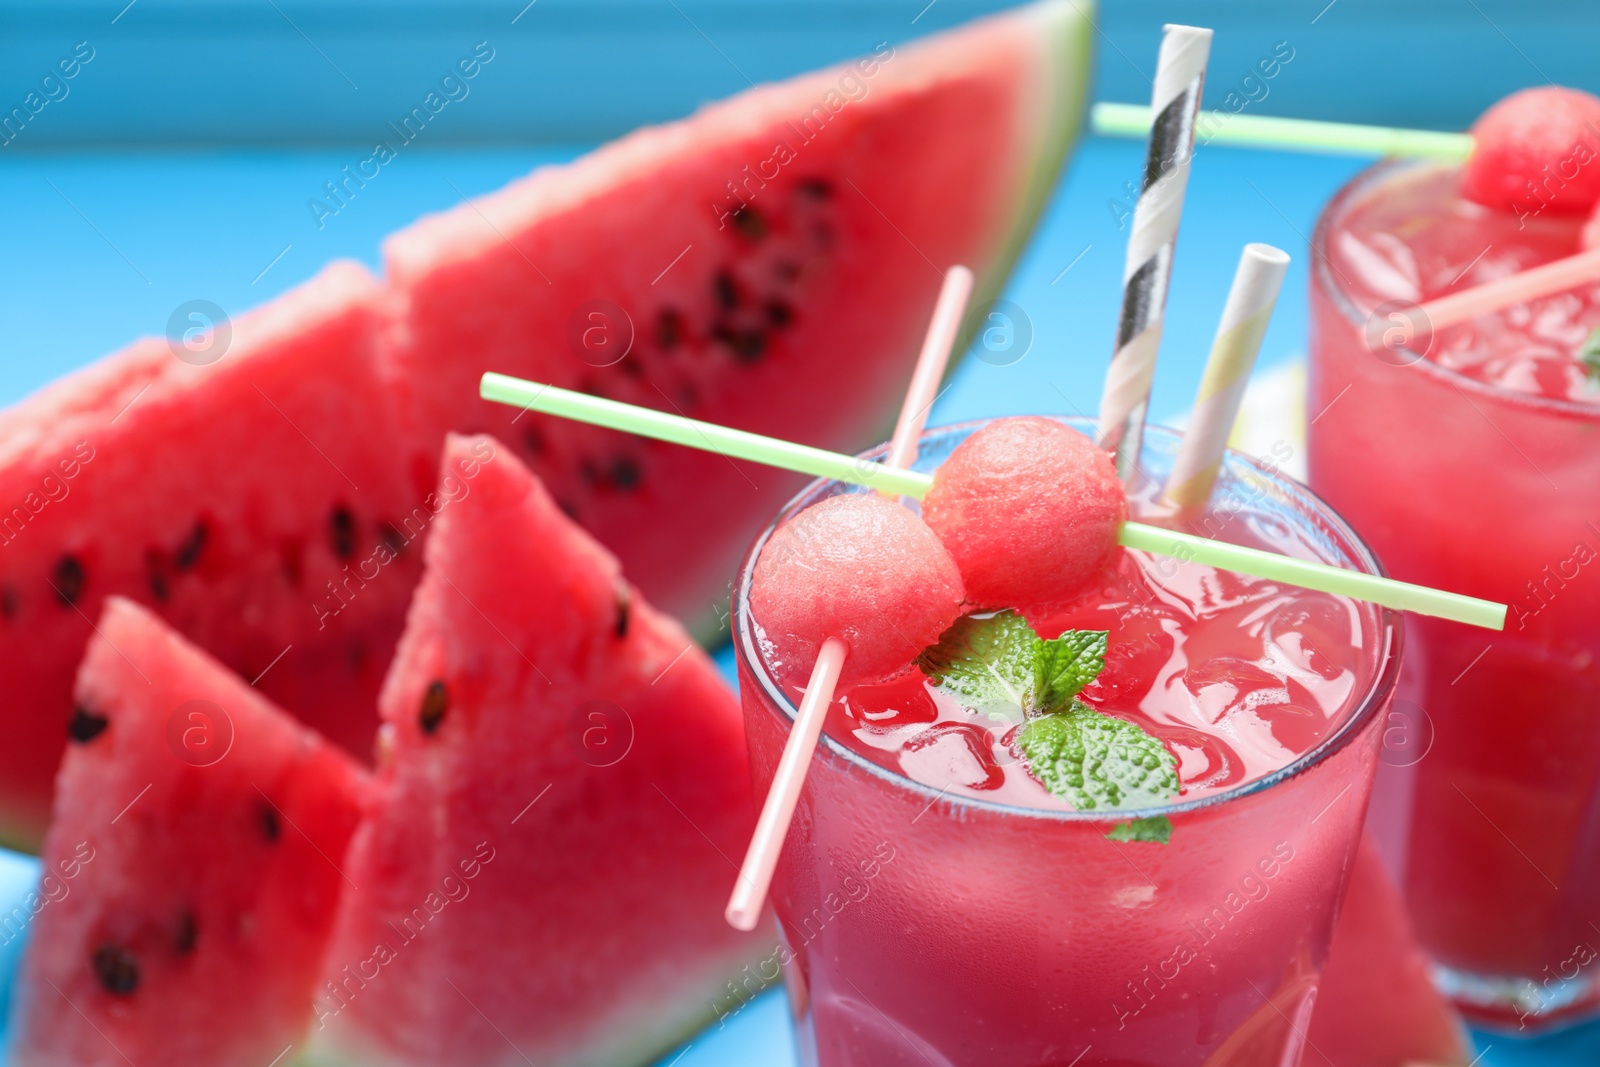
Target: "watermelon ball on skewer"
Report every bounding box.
[751,493,965,685]
[921,416,1125,612]
[1460,86,1600,217]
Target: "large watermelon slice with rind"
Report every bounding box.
[0,0,1092,851]
[0,263,418,850]
[1303,833,1473,1066]
[303,434,761,1067]
[382,0,1092,640]
[4,597,370,1067]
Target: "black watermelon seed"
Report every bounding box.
[618,357,644,379]
[175,910,199,955]
[380,522,407,555]
[68,706,109,743]
[419,680,449,735]
[713,324,766,363]
[329,506,357,560]
[797,177,833,201]
[173,520,209,571]
[52,555,85,607]
[280,540,305,587]
[1,584,18,620]
[609,457,641,492]
[144,549,171,603]
[614,583,632,640]
[521,426,546,456]
[92,944,139,996]
[765,301,795,328]
[712,271,740,311]
[730,206,767,242]
[258,803,281,843]
[656,309,686,351]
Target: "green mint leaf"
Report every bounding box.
[1017,702,1179,812]
[1035,629,1107,711]
[919,611,1109,723]
[1105,816,1173,845]
[1582,326,1600,383]
[918,610,1042,723]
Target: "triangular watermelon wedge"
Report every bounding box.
[0,263,420,850]
[304,434,761,1067]
[383,0,1092,638]
[1304,833,1473,1066]
[5,597,370,1066]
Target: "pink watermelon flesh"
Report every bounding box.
[306,434,761,1067]
[0,1,1089,851]
[6,597,370,1067]
[920,416,1125,612]
[383,0,1089,639]
[750,493,965,684]
[0,262,420,849]
[1304,833,1473,1066]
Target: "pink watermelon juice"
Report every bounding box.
[734,419,1400,1065]
[1309,159,1600,1027]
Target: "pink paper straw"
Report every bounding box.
[882,266,976,482]
[725,267,975,931]
[1371,246,1600,348]
[726,636,847,932]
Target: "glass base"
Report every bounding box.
[1435,962,1600,1034]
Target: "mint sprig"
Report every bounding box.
[1018,704,1179,812]
[918,610,1105,723]
[1582,326,1600,383]
[918,611,1179,835]
[1036,628,1108,710]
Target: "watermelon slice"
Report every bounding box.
[383,0,1091,638]
[0,0,1091,851]
[0,263,419,850]
[304,434,760,1067]
[5,597,370,1066]
[1303,833,1473,1066]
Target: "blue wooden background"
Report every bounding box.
[2,0,1599,1063]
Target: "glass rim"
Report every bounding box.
[1312,156,1600,422]
[734,416,1405,825]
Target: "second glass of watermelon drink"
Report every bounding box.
[1309,159,1600,1028]
[732,418,1401,1065]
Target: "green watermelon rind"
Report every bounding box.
[293,996,730,1067]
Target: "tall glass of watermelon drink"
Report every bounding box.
[731,418,1401,1065]
[1309,159,1600,1028]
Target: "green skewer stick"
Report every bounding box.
[1091,102,1475,160]
[481,372,1506,630]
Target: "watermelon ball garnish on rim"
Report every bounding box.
[750,493,966,687]
[920,416,1126,613]
[1460,86,1600,218]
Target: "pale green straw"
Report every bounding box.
[1092,102,1475,161]
[481,373,1506,630]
